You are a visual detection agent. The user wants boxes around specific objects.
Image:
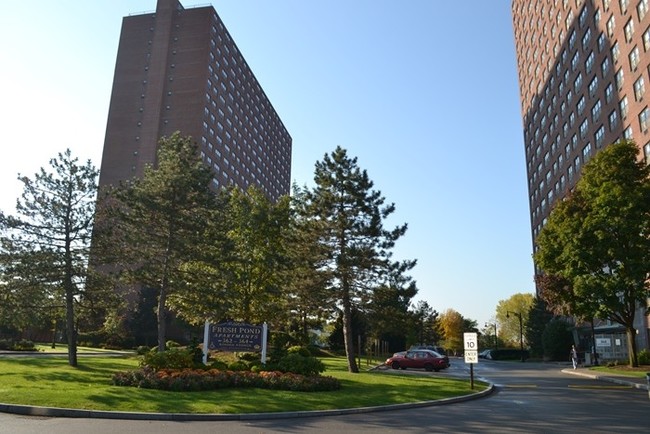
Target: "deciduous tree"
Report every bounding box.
[534,140,650,367]
[95,133,217,352]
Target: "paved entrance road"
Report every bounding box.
[1,360,648,433]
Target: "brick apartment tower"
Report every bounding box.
[99,0,292,200]
[511,0,649,355]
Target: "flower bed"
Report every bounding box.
[112,367,341,392]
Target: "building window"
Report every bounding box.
[579,5,588,27]
[586,51,595,73]
[615,68,625,89]
[620,96,629,118]
[612,42,620,63]
[606,82,614,103]
[595,125,606,147]
[572,51,581,71]
[624,125,633,139]
[592,99,602,121]
[574,73,583,91]
[582,27,592,49]
[643,141,650,164]
[629,46,640,71]
[640,0,649,20]
[639,107,650,132]
[582,142,593,162]
[634,76,646,101]
[580,118,589,139]
[588,76,599,96]
[601,56,610,76]
[598,32,606,52]
[578,96,586,115]
[624,18,635,42]
[644,27,650,51]
[607,15,616,36]
[609,109,619,130]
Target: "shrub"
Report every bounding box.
[207,359,229,370]
[287,346,312,357]
[112,367,341,392]
[227,360,250,371]
[0,339,36,351]
[140,347,195,371]
[12,339,36,351]
[637,349,650,365]
[166,340,181,349]
[276,353,325,376]
[542,318,573,361]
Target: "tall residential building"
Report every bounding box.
[512,0,649,356]
[99,0,291,201]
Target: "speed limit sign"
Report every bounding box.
[464,332,478,364]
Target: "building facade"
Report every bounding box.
[99,0,291,201]
[511,0,649,357]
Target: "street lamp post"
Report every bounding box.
[507,311,524,362]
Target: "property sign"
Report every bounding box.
[596,338,611,347]
[207,321,264,352]
[464,332,478,364]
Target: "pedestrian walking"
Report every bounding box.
[570,344,578,369]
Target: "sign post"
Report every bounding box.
[464,332,478,389]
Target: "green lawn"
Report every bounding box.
[589,365,650,378]
[0,354,486,414]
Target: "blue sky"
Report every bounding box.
[0,1,533,330]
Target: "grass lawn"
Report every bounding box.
[0,353,486,414]
[589,365,650,378]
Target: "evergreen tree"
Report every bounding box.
[0,149,98,366]
[302,147,415,372]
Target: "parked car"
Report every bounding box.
[409,344,447,356]
[385,349,449,372]
[478,349,493,359]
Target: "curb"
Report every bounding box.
[561,368,649,391]
[0,383,495,421]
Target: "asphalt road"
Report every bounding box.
[1,359,648,434]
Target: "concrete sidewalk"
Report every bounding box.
[562,367,649,391]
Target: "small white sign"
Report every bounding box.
[464,332,478,364]
[465,350,478,364]
[464,332,478,350]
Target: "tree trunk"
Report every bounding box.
[625,326,638,367]
[341,291,358,373]
[157,285,167,352]
[65,289,77,367]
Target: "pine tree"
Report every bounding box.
[302,146,415,372]
[0,149,98,366]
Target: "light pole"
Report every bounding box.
[507,311,524,362]
[485,322,498,350]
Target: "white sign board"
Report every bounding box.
[464,332,478,364]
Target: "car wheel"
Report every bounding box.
[424,364,433,372]
[391,361,400,370]
[434,368,441,372]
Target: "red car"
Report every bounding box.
[385,349,449,372]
